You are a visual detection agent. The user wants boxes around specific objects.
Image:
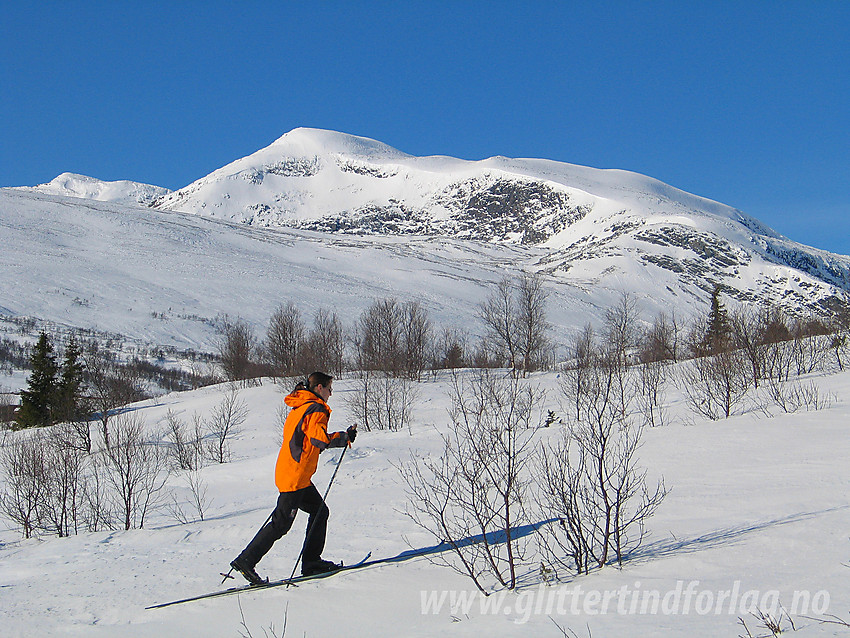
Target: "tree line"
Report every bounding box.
[217,273,555,385]
[9,332,218,431]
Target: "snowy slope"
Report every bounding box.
[0,188,553,353]
[1,369,848,637]
[14,172,171,206]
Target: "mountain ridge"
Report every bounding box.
[2,128,848,355]
[11,172,171,206]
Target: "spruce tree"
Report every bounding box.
[701,285,731,355]
[16,332,59,429]
[56,335,86,423]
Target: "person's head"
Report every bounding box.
[306,371,333,402]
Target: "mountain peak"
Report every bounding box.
[268,127,411,160]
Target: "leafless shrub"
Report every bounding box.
[301,309,346,377]
[539,358,666,576]
[562,326,637,429]
[641,311,681,363]
[635,359,668,427]
[355,298,405,376]
[561,323,596,424]
[758,309,795,382]
[0,431,46,538]
[801,610,850,628]
[355,298,432,379]
[347,371,418,432]
[764,378,834,414]
[204,386,248,464]
[264,303,305,379]
[730,307,768,389]
[398,371,544,592]
[163,409,204,471]
[479,277,519,371]
[739,605,796,637]
[79,457,115,532]
[830,331,847,371]
[1,428,119,537]
[603,292,640,362]
[479,275,550,374]
[218,316,261,384]
[790,326,831,377]
[39,431,87,536]
[403,300,432,381]
[680,348,752,420]
[51,419,94,454]
[101,412,170,530]
[435,326,470,370]
[516,274,551,373]
[0,388,16,430]
[238,598,289,638]
[550,618,593,638]
[168,467,211,524]
[84,342,149,449]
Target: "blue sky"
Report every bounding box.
[2,1,849,254]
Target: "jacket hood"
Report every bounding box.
[284,388,330,411]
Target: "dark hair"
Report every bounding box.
[307,371,333,392]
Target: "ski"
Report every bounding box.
[146,552,373,610]
[146,518,558,610]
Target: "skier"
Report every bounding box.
[229,372,357,584]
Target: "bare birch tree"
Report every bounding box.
[101,413,169,530]
[538,349,666,576]
[398,371,544,593]
[479,277,519,371]
[0,432,46,538]
[347,372,417,433]
[265,302,305,378]
[204,385,248,464]
[218,316,259,383]
[302,309,346,377]
[480,275,550,374]
[680,348,751,420]
[516,274,550,373]
[403,300,432,380]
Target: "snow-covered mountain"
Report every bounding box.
[17,172,171,206]
[2,128,849,356]
[154,127,850,313]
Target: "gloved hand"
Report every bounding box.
[346,425,358,444]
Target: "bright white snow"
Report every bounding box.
[15,173,171,206]
[1,369,849,637]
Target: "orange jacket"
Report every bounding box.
[275,389,348,492]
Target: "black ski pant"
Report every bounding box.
[236,484,329,569]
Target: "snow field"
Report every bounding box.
[1,368,848,637]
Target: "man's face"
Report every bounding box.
[316,382,332,402]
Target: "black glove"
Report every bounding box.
[346,425,358,444]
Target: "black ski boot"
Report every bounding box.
[301,558,342,577]
[230,557,267,585]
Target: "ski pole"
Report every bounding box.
[285,443,348,586]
